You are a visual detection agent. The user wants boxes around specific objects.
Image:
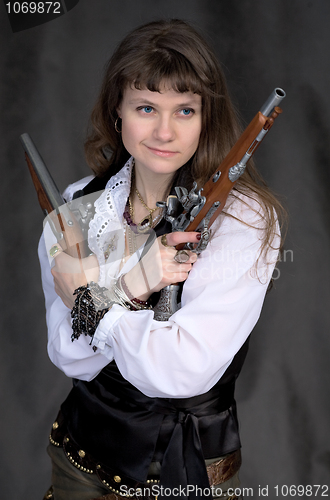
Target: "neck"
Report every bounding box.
[128,162,174,227]
[133,168,173,209]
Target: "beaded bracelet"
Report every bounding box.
[71,277,152,344]
[118,275,151,309]
[71,282,113,343]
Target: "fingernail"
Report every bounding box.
[196,233,201,240]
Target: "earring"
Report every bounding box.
[114,117,122,133]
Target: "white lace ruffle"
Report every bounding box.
[91,329,113,357]
[92,303,128,356]
[88,158,133,287]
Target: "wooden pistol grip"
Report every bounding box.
[45,208,90,259]
[25,153,54,214]
[56,212,90,259]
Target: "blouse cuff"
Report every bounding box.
[92,304,127,358]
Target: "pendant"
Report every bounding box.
[136,213,153,233]
[103,235,117,260]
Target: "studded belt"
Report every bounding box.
[49,410,241,498]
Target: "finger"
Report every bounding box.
[171,270,191,283]
[49,243,64,259]
[53,281,63,299]
[161,247,191,266]
[161,247,197,267]
[190,253,198,263]
[165,231,201,247]
[176,250,197,264]
[163,261,193,274]
[160,234,173,248]
[52,252,86,275]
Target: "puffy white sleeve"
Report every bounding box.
[39,176,112,380]
[40,176,279,395]
[92,193,280,398]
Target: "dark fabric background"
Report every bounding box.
[1,1,329,499]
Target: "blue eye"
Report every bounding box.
[181,109,192,115]
[143,106,153,113]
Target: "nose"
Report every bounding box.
[153,115,175,142]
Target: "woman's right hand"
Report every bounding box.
[124,232,200,301]
[51,250,99,309]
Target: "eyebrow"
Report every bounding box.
[128,98,201,107]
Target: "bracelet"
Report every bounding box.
[112,278,150,311]
[71,282,113,344]
[118,275,152,309]
[71,278,152,344]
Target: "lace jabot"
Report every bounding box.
[88,157,133,287]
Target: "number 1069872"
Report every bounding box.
[5,2,62,14]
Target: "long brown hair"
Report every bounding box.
[84,19,286,256]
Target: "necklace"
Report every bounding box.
[135,188,159,215]
[129,188,162,233]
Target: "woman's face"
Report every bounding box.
[117,85,202,183]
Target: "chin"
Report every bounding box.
[137,156,183,177]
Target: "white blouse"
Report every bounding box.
[38,157,280,398]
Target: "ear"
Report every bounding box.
[116,105,122,118]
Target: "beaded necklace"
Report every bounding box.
[123,168,164,234]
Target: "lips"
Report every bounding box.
[145,145,178,157]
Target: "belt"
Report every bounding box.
[50,411,241,499]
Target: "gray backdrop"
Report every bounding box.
[1,1,329,499]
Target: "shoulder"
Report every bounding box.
[209,192,269,252]
[214,189,273,235]
[62,158,133,202]
[228,189,272,226]
[210,188,281,268]
[62,175,95,202]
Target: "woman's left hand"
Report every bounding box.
[51,249,99,309]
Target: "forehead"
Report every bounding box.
[122,85,202,107]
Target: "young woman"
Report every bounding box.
[39,19,284,500]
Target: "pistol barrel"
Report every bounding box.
[20,133,64,211]
[260,88,286,117]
